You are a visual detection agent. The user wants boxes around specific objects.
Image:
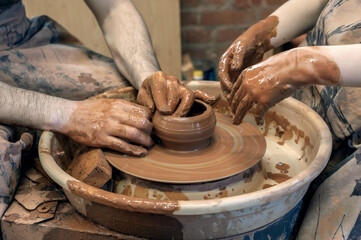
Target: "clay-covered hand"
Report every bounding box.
[219,16,279,98]
[60,99,153,157]
[137,71,216,117]
[229,48,340,125]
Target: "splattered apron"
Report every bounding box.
[0,1,129,218]
[295,0,361,239]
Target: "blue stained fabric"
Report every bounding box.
[295,1,361,239]
[0,125,29,217]
[0,1,128,219]
[295,0,361,142]
[229,200,303,240]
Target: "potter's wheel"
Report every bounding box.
[105,113,266,183]
[39,81,333,239]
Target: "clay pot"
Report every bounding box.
[152,100,216,151]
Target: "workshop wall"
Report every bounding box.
[181,0,288,79]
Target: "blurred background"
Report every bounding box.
[181,0,287,80]
[23,0,287,82]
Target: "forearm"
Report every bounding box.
[85,0,160,89]
[317,44,361,87]
[289,45,361,87]
[0,82,76,132]
[269,0,328,48]
[264,44,361,88]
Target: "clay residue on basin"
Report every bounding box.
[266,172,291,183]
[113,161,263,201]
[211,98,313,162]
[262,111,314,161]
[275,162,290,173]
[67,180,180,214]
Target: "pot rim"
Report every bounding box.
[39,82,332,216]
[153,99,213,124]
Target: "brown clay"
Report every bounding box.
[262,110,313,159]
[114,161,263,201]
[212,98,314,161]
[59,98,153,156]
[105,112,266,183]
[137,72,216,117]
[152,100,217,151]
[212,98,231,116]
[266,172,291,183]
[67,148,112,188]
[67,180,180,214]
[275,162,290,174]
[228,47,341,125]
[262,184,276,189]
[219,15,279,95]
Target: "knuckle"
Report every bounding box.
[111,139,124,150]
[154,71,164,79]
[131,130,141,141]
[141,118,151,129]
[139,116,147,124]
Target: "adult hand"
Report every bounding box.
[228,48,340,125]
[137,71,216,117]
[219,16,279,98]
[60,99,153,157]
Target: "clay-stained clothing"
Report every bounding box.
[296,1,361,239]
[0,0,20,12]
[0,2,76,51]
[0,1,129,218]
[0,126,32,217]
[295,0,361,142]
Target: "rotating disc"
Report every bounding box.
[105,113,266,183]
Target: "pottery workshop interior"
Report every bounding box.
[0,0,360,239]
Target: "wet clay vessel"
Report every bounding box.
[152,99,216,151]
[105,111,267,184]
[105,99,266,199]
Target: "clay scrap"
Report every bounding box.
[67,148,112,188]
[15,170,66,211]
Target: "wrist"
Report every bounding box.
[47,99,78,134]
[0,83,79,133]
[137,70,159,89]
[252,15,279,51]
[287,47,340,86]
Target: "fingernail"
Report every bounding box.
[232,116,241,125]
[158,106,173,115]
[134,149,147,157]
[207,97,217,104]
